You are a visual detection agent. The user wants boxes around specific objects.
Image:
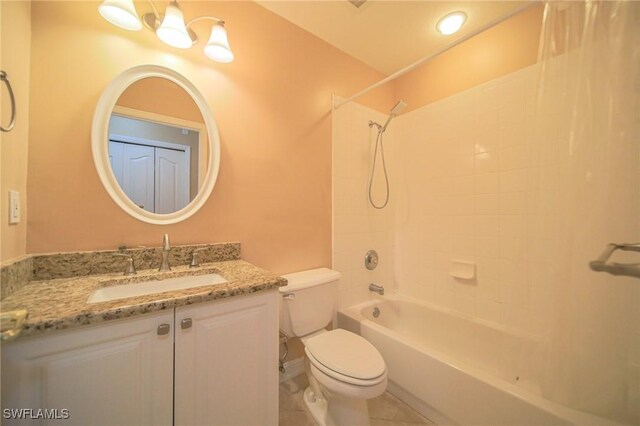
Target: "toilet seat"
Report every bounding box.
[304,329,386,386]
[308,361,388,401]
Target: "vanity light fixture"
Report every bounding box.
[155,1,192,48]
[98,0,234,63]
[436,11,467,36]
[99,0,143,31]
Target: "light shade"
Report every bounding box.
[156,2,193,49]
[436,11,467,36]
[204,23,234,63]
[98,0,142,31]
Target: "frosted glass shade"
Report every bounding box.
[98,0,142,31]
[436,12,467,36]
[204,23,234,63]
[156,3,193,49]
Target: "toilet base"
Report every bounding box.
[304,387,328,426]
[303,387,371,426]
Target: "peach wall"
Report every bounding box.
[1,1,31,263]
[393,4,543,112]
[26,1,393,274]
[116,77,204,123]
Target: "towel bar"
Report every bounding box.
[589,243,640,279]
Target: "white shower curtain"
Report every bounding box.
[529,1,640,422]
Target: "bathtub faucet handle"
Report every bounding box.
[369,283,384,295]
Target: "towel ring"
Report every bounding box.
[1,70,16,133]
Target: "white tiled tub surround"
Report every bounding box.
[331,65,540,319]
[332,99,397,309]
[391,66,539,332]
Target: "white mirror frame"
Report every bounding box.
[92,65,220,225]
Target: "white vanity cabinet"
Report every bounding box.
[174,290,279,426]
[1,310,174,426]
[1,290,279,426]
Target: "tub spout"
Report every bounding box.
[369,283,384,295]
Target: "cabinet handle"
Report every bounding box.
[181,318,192,329]
[157,323,170,335]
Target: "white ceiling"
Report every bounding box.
[257,1,528,75]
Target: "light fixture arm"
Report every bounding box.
[186,16,225,28]
[184,17,225,43]
[146,0,161,20]
[142,10,224,45]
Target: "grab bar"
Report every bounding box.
[589,243,640,279]
[1,70,16,133]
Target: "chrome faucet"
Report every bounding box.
[369,283,384,295]
[159,234,171,272]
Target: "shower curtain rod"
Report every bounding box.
[333,1,538,110]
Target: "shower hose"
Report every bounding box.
[368,128,390,209]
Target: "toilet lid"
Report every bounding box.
[305,329,386,380]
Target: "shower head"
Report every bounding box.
[381,100,408,132]
[390,100,408,116]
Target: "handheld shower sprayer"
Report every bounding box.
[382,100,408,132]
[369,100,408,134]
[368,100,407,209]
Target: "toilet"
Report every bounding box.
[280,268,387,426]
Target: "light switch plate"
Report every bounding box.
[9,190,20,224]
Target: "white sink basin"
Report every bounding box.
[87,273,227,304]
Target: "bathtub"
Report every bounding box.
[338,295,616,426]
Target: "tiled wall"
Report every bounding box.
[332,99,396,308]
[391,65,539,332]
[333,63,638,335]
[331,65,540,321]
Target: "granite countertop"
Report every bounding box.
[1,259,287,339]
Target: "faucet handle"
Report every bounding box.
[368,283,384,295]
[113,253,137,276]
[190,247,208,268]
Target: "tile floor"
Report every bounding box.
[279,374,434,426]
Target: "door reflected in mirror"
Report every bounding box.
[108,77,209,214]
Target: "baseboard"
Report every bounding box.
[279,357,305,383]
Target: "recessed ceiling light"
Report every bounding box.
[436,11,467,36]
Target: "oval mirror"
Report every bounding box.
[92,65,220,224]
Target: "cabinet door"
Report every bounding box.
[1,311,174,426]
[175,290,279,426]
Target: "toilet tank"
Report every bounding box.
[280,268,341,337]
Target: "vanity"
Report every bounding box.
[1,243,285,426]
[0,65,284,425]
